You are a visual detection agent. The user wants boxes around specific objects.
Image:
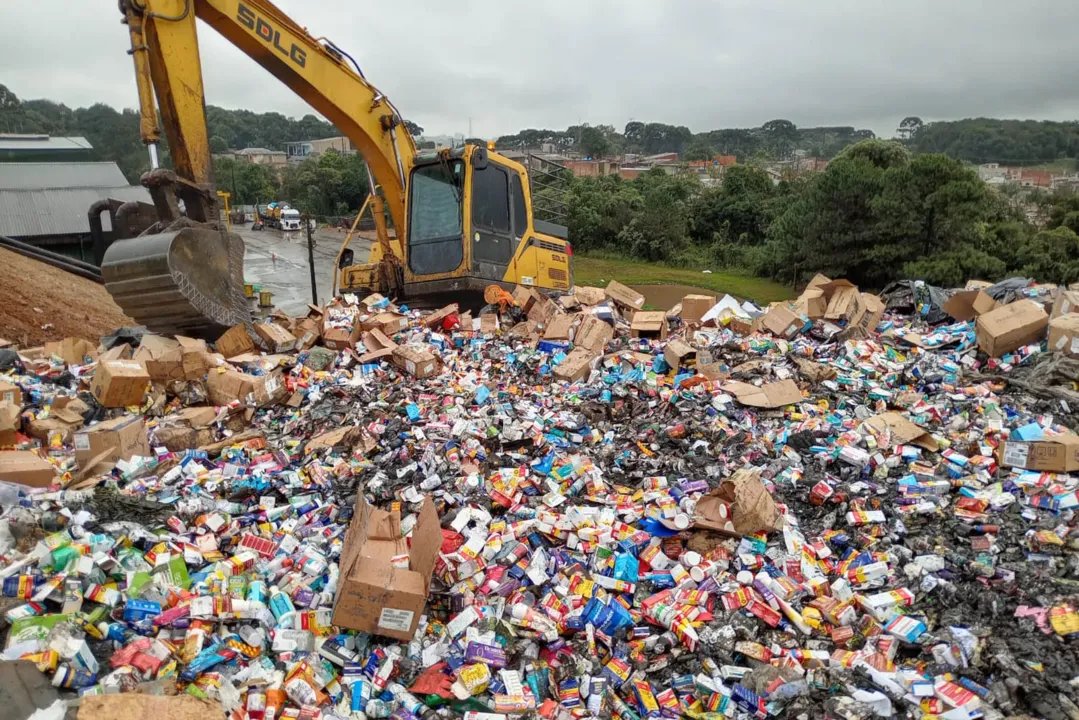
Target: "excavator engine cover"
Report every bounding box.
[101,226,252,339]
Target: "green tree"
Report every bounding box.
[580,125,611,158]
[762,119,798,160]
[683,136,716,162]
[1016,226,1079,285]
[209,135,228,153]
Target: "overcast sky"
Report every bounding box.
[6,0,1079,139]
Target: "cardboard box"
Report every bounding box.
[693,468,779,537]
[630,311,668,340]
[154,407,219,451]
[134,336,183,383]
[664,338,697,370]
[74,416,150,467]
[794,287,828,319]
[863,412,938,451]
[216,325,257,358]
[1051,290,1079,320]
[512,285,537,313]
[90,361,150,408]
[43,337,97,366]
[527,296,559,324]
[293,318,321,350]
[822,280,859,321]
[975,299,1049,357]
[0,402,20,446]
[205,368,283,407]
[332,493,441,641]
[944,289,999,322]
[423,304,460,330]
[360,313,407,336]
[553,347,598,383]
[852,293,886,335]
[680,294,717,325]
[0,451,56,487]
[760,305,803,338]
[573,286,606,306]
[0,380,22,407]
[479,314,499,335]
[576,315,614,353]
[392,346,441,379]
[543,314,577,341]
[729,316,759,336]
[99,344,132,363]
[322,316,360,350]
[604,280,646,312]
[1048,314,1079,357]
[358,329,398,363]
[999,434,1079,472]
[254,323,297,353]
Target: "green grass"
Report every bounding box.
[573,254,794,305]
[1024,159,1077,174]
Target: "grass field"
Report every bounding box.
[573,254,794,305]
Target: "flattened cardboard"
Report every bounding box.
[723,379,802,408]
[696,362,729,381]
[793,357,837,383]
[254,323,297,353]
[74,416,150,467]
[604,280,646,311]
[944,289,999,322]
[216,325,257,358]
[423,304,459,330]
[1051,290,1079,320]
[630,311,668,340]
[575,315,614,353]
[512,285,537,313]
[1048,314,1079,358]
[975,299,1049,357]
[695,468,779,536]
[78,693,217,720]
[479,314,499,334]
[664,338,697,370]
[358,329,398,363]
[527,296,559,324]
[760,305,803,338]
[99,344,132,363]
[332,493,441,640]
[864,412,938,451]
[999,433,1079,472]
[27,410,84,442]
[543,314,577,341]
[553,347,598,383]
[680,294,717,325]
[90,361,149,408]
[0,450,56,488]
[393,346,441,378]
[0,379,22,407]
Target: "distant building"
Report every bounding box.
[230,147,287,169]
[0,161,149,258]
[284,136,354,162]
[978,163,1007,182]
[417,134,464,151]
[0,134,95,163]
[686,155,737,169]
[564,160,621,178]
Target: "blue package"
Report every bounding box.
[613,553,639,583]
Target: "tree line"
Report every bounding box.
[561,139,1079,288]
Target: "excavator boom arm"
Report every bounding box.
[124,0,415,231]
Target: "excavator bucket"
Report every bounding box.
[101,226,252,339]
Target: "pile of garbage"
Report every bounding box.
[1,272,1079,720]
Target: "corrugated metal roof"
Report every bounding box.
[0,186,150,237]
[0,135,93,151]
[0,162,132,190]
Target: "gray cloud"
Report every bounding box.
[5,0,1079,140]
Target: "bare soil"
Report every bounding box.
[0,248,134,347]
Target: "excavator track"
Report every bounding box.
[101,226,252,339]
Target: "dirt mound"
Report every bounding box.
[0,247,134,347]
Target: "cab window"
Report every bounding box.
[472,164,510,231]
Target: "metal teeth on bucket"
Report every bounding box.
[101,227,252,339]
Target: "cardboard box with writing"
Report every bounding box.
[975,299,1049,357]
[90,361,150,408]
[332,493,441,640]
[392,346,441,379]
[575,315,614,353]
[0,380,22,407]
[664,338,697,370]
[254,323,297,353]
[0,451,56,487]
[944,289,999,322]
[630,311,668,340]
[760,305,803,338]
[360,312,407,336]
[0,401,20,446]
[1051,290,1079,321]
[322,316,360,350]
[553,347,598,384]
[1048,314,1079,358]
[216,325,256,359]
[205,368,283,407]
[358,329,398,363]
[729,316,759,336]
[999,434,1079,473]
[134,336,184,383]
[74,416,150,467]
[293,318,321,350]
[822,280,860,321]
[680,294,717,325]
[604,280,646,312]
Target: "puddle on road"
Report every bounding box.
[629,283,715,309]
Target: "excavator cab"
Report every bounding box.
[337,144,572,307]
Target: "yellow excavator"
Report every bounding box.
[102,0,572,337]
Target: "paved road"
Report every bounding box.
[236,223,373,316]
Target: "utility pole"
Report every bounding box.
[305,213,318,305]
